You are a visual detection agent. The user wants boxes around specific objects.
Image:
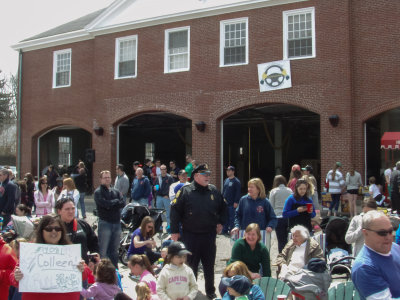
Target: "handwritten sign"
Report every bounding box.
[19,243,82,293]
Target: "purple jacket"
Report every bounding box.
[81,282,121,300]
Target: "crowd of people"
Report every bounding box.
[0,157,400,300]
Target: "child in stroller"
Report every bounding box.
[324,216,355,279]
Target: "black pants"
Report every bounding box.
[183,231,216,295]
[276,217,288,253]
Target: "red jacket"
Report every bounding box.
[0,237,17,300]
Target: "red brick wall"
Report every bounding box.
[19,0,400,188]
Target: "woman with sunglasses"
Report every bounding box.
[11,215,84,299]
[127,216,160,264]
[55,197,99,264]
[33,176,55,217]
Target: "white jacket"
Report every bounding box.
[157,263,198,300]
[345,213,364,257]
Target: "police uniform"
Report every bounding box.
[170,165,227,298]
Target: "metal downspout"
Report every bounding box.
[17,50,22,177]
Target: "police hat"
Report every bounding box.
[192,164,211,176]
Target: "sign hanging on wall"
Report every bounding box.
[257,60,292,92]
[19,243,82,293]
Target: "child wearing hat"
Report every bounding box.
[221,275,264,300]
[156,242,198,300]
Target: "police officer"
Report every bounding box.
[170,164,227,299]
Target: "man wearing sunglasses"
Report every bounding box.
[352,210,400,299]
[170,164,227,299]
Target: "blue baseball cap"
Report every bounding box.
[221,275,252,295]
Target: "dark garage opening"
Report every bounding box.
[38,126,93,191]
[365,107,400,185]
[118,113,191,179]
[223,104,320,192]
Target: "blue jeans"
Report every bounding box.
[156,195,170,227]
[98,219,121,268]
[330,193,341,212]
[133,197,148,206]
[78,192,86,218]
[223,205,235,233]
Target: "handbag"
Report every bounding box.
[325,180,329,193]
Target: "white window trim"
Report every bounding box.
[219,17,249,67]
[282,7,316,60]
[115,34,138,79]
[164,26,190,73]
[52,48,71,88]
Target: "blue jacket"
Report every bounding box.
[222,284,265,300]
[223,177,241,206]
[131,176,151,200]
[282,194,316,232]
[234,195,277,230]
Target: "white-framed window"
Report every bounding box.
[220,17,248,67]
[283,7,315,59]
[58,136,71,166]
[115,35,138,79]
[164,26,190,73]
[53,49,71,88]
[145,143,155,162]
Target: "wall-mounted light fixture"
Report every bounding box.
[195,121,206,132]
[94,126,104,136]
[329,115,339,127]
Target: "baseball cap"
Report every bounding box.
[167,242,192,256]
[291,164,301,172]
[133,161,141,166]
[226,166,235,171]
[221,275,252,295]
[336,161,342,168]
[301,165,313,172]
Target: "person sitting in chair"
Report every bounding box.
[275,225,324,280]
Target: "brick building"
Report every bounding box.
[13,0,400,191]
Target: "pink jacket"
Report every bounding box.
[34,190,55,216]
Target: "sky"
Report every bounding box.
[0,0,115,76]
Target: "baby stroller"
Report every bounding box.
[324,216,355,280]
[119,203,164,265]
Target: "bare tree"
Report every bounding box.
[0,70,17,163]
[0,71,17,122]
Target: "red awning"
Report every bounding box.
[381,132,400,149]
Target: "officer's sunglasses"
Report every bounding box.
[364,227,393,236]
[199,172,211,176]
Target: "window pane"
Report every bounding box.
[119,60,135,77]
[168,30,188,71]
[287,12,313,58]
[169,31,188,50]
[58,137,71,166]
[118,38,136,77]
[55,51,71,86]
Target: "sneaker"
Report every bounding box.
[207,293,217,299]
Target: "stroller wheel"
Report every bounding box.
[119,247,129,266]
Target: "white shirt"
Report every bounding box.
[369,184,380,198]
[289,241,307,269]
